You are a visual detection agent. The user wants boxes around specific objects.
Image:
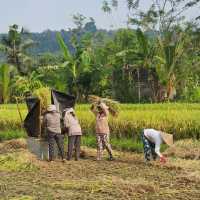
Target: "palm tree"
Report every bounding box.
[155,31,186,100]
[116,29,156,102]
[0,24,35,75]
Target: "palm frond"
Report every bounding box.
[102,1,112,13]
[136,28,148,56]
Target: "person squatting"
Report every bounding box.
[42,103,173,163]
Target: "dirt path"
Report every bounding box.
[0,140,200,200]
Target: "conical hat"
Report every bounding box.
[160,132,173,146]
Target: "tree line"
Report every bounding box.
[0,0,200,103]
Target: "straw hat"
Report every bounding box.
[160,132,173,146]
[47,104,57,112]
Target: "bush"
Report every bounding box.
[0,130,26,141]
[182,86,200,103]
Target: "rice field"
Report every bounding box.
[1,139,200,200]
[0,103,200,140]
[1,104,200,200]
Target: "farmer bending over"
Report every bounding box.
[91,101,114,161]
[64,108,82,161]
[141,129,173,163]
[43,105,65,162]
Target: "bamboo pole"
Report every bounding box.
[137,68,141,103]
[15,97,24,129]
[38,100,41,138]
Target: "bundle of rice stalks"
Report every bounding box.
[164,139,200,160]
[88,95,120,117]
[0,139,27,154]
[33,87,51,113]
[88,95,101,103]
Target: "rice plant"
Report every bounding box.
[0,103,200,140]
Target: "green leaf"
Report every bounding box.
[155,56,166,64]
[0,64,10,103]
[81,50,91,69]
[136,28,148,56]
[56,33,72,61]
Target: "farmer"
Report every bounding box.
[63,108,82,161]
[43,104,65,162]
[141,128,173,163]
[91,101,114,161]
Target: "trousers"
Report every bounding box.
[67,135,81,160]
[96,134,113,160]
[141,130,157,161]
[47,132,64,161]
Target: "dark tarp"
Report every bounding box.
[51,90,76,134]
[23,90,75,138]
[51,90,76,114]
[25,97,39,112]
[24,98,41,137]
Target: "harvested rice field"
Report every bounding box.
[0,139,200,200]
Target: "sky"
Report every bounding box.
[0,0,199,33]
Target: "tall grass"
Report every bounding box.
[0,130,26,141]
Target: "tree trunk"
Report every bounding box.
[137,68,141,103]
[167,74,176,100]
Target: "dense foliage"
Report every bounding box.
[0,1,200,103]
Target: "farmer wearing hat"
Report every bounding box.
[91,101,114,161]
[43,104,65,162]
[141,129,173,163]
[63,108,82,161]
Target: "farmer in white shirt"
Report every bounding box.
[141,129,173,163]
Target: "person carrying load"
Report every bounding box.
[91,101,114,161]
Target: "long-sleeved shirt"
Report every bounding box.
[43,111,61,134]
[91,103,110,134]
[64,112,82,136]
[144,129,163,157]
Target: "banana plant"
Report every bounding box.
[11,71,43,98]
[56,32,92,99]
[0,64,11,103]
